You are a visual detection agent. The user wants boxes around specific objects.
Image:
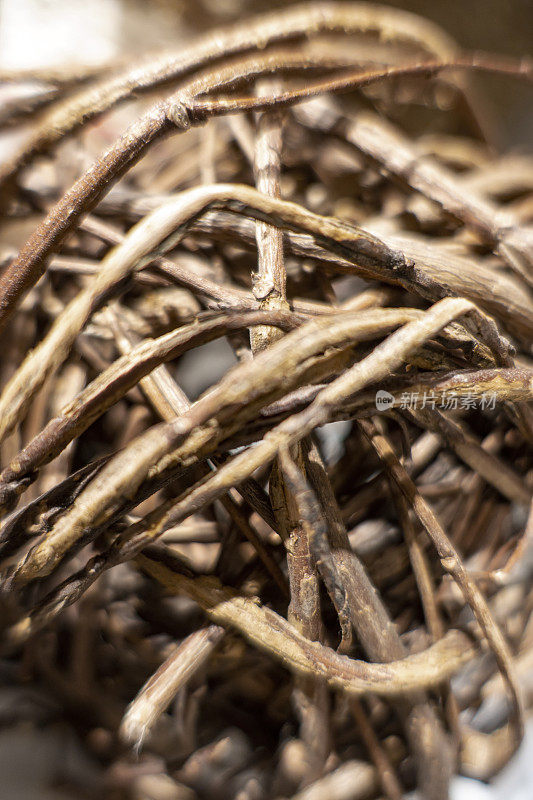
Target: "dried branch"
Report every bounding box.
[358,418,525,746]
[137,547,476,697]
[120,624,225,749]
[7,298,472,587]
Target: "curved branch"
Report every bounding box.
[0,1,465,192]
[0,181,511,444]
[0,50,527,334]
[7,297,472,588]
[138,549,476,698]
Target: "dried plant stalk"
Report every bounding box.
[137,548,476,696]
[120,624,225,749]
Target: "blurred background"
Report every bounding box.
[1,0,531,148]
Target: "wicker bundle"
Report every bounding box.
[0,3,532,798]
